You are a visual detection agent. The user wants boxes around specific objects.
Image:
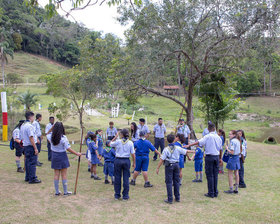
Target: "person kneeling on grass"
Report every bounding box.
[156,134,187,204]
[102,141,116,185]
[47,122,81,196]
[89,133,102,180]
[191,146,204,183]
[130,131,160,188]
[224,130,242,194]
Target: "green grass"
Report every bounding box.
[5,52,67,83]
[0,141,279,224]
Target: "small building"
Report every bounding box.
[163,85,179,96]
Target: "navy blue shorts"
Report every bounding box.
[135,155,149,172]
[15,143,24,157]
[226,155,240,170]
[98,147,103,156]
[91,154,100,165]
[103,162,114,176]
[194,159,203,172]
[179,154,184,168]
[51,151,70,170]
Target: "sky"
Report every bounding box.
[38,0,128,40]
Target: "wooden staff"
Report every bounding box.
[74,127,84,195]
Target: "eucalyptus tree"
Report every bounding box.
[119,0,280,131]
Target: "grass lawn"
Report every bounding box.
[0,140,279,224]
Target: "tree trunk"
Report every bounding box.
[1,58,5,87]
[186,82,195,135]
[269,62,272,93]
[263,62,266,94]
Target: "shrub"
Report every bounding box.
[7,73,24,84]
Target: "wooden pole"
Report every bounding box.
[74,126,84,195]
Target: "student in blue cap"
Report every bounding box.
[103,140,116,185]
[175,133,194,185]
[110,129,135,201]
[130,131,160,187]
[191,146,204,182]
[89,133,102,180]
[96,129,104,167]
[20,111,41,184]
[156,134,187,204]
[47,122,81,196]
[13,120,25,173]
[85,131,94,172]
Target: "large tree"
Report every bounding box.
[118,0,280,131]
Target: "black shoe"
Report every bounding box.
[88,168,91,172]
[25,179,29,182]
[164,199,173,204]
[29,179,41,184]
[224,190,234,194]
[64,191,72,196]
[38,161,43,165]
[153,158,157,161]
[112,181,115,185]
[204,193,214,198]
[36,162,42,167]
[123,198,129,201]
[93,176,101,180]
[234,190,238,194]
[17,167,24,173]
[55,191,62,196]
[105,180,110,184]
[239,184,246,188]
[192,179,199,182]
[144,182,153,188]
[130,180,136,186]
[175,199,180,202]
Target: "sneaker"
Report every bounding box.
[130,180,136,186]
[192,179,199,182]
[144,182,153,188]
[234,190,238,194]
[239,184,246,188]
[55,191,62,196]
[198,179,203,183]
[36,162,42,167]
[93,176,101,180]
[64,191,72,196]
[105,180,110,184]
[29,179,41,184]
[204,193,214,198]
[164,199,173,204]
[224,190,234,194]
[17,167,24,173]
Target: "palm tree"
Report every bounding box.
[17,90,38,111]
[0,28,14,87]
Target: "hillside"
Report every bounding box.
[5,52,67,83]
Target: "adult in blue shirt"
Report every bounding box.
[20,111,41,184]
[130,131,160,188]
[153,118,166,161]
[186,122,222,198]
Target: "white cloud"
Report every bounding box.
[38,0,128,40]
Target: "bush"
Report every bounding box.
[267,110,272,114]
[7,73,24,84]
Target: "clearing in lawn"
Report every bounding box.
[0,140,279,224]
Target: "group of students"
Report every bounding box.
[12,112,247,203]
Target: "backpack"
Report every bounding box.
[10,137,15,150]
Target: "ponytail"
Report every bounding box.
[231,130,242,153]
